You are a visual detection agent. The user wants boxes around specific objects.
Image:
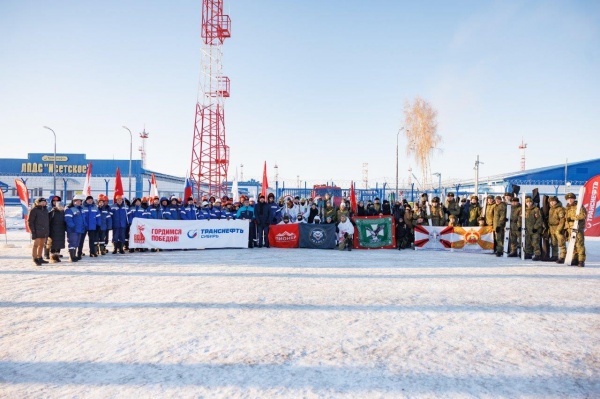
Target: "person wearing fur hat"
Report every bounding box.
[28,197,50,266]
[467,195,482,226]
[564,192,587,266]
[428,197,445,226]
[548,196,566,263]
[336,201,350,222]
[507,197,522,257]
[65,195,86,261]
[524,195,543,261]
[110,195,128,254]
[307,203,320,224]
[368,197,383,216]
[78,195,100,258]
[48,198,66,263]
[97,195,112,255]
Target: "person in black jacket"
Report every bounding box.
[28,197,50,266]
[254,194,271,248]
[48,199,66,263]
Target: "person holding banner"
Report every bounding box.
[337,214,354,251]
[236,198,256,248]
[28,197,50,266]
[254,194,271,248]
[564,192,587,267]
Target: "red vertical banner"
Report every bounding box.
[114,167,124,202]
[583,174,600,237]
[261,161,268,198]
[14,179,30,233]
[0,189,6,235]
[350,181,357,214]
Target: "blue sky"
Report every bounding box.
[1,0,598,189]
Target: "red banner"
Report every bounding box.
[114,167,124,202]
[583,174,600,237]
[14,179,30,233]
[0,189,6,234]
[268,223,299,248]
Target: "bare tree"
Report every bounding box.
[403,97,441,188]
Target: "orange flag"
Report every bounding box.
[261,161,268,198]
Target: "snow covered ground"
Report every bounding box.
[1,207,599,398]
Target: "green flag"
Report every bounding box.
[354,216,394,248]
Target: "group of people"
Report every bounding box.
[26,189,587,266]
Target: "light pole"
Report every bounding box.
[122,126,133,200]
[396,127,404,202]
[433,172,441,194]
[43,126,57,196]
[474,155,483,196]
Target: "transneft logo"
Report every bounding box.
[200,228,245,239]
[586,182,597,229]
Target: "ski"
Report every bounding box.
[564,187,586,266]
[521,192,526,260]
[503,200,512,258]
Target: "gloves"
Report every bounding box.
[344,232,349,238]
[518,227,522,232]
[495,227,501,233]
[504,218,508,223]
[532,229,537,233]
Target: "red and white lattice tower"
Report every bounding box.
[190,0,231,198]
[138,127,149,169]
[519,138,527,171]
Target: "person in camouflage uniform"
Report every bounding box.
[507,197,522,257]
[547,196,566,263]
[428,196,445,226]
[444,192,461,225]
[467,195,481,226]
[492,195,507,257]
[524,195,543,260]
[484,195,495,226]
[564,192,587,267]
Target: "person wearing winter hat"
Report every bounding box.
[65,195,86,261]
[48,198,66,263]
[148,196,162,220]
[110,195,128,254]
[28,198,50,266]
[236,197,256,247]
[44,195,63,260]
[337,214,354,251]
[97,195,112,255]
[548,195,566,263]
[182,196,199,220]
[78,195,100,258]
[564,192,587,266]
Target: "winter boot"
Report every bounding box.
[549,256,558,262]
[100,244,106,255]
[112,244,118,254]
[532,255,541,261]
[39,257,49,264]
[556,258,565,264]
[118,242,125,254]
[33,257,42,266]
[524,254,532,260]
[578,261,585,267]
[507,252,518,258]
[44,245,50,260]
[69,249,78,262]
[50,254,59,263]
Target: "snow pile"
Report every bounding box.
[0,231,599,398]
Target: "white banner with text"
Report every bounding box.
[129,218,249,249]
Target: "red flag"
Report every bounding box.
[0,189,6,235]
[350,181,357,214]
[14,179,30,233]
[82,162,92,196]
[261,161,268,198]
[583,174,600,237]
[114,167,124,202]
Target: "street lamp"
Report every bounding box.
[474,155,483,196]
[432,172,441,194]
[122,126,133,200]
[396,127,405,202]
[43,126,57,196]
